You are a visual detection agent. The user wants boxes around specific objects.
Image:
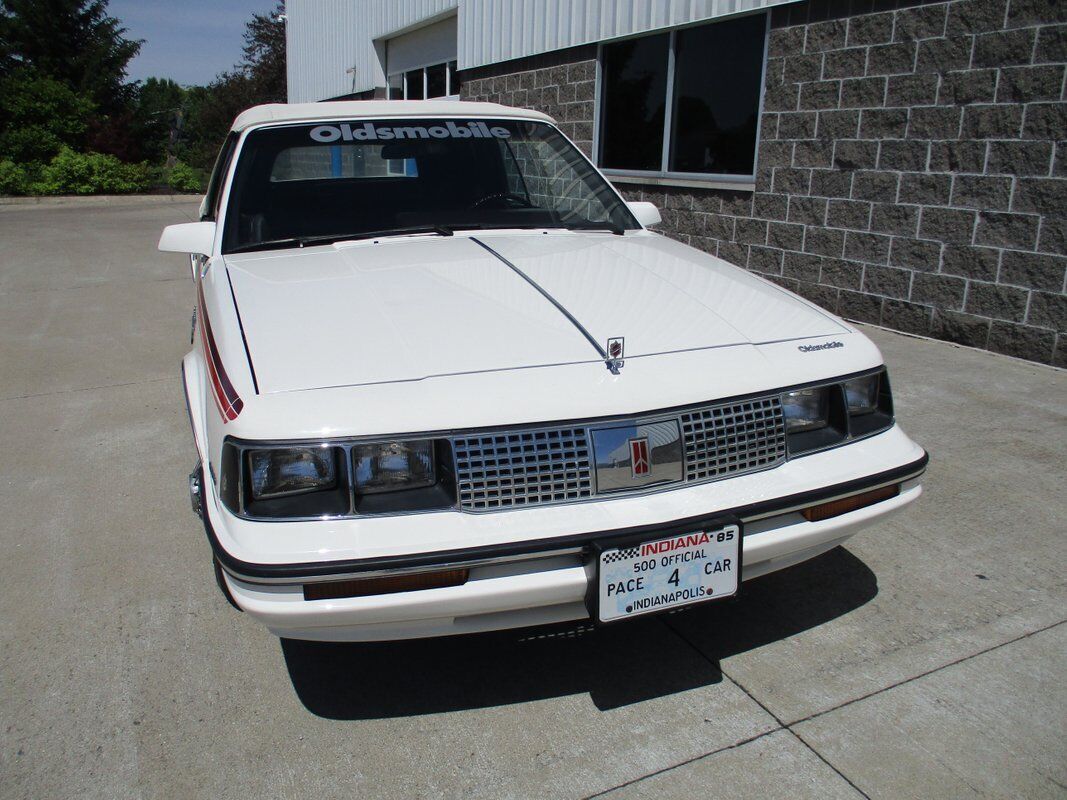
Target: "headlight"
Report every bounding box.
[844,373,879,415]
[782,387,830,432]
[248,446,338,499]
[218,437,453,520]
[846,368,895,438]
[783,368,894,457]
[353,441,435,494]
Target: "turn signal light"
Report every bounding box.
[801,484,900,522]
[303,568,469,601]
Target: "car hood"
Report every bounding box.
[224,231,847,394]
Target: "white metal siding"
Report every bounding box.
[287,0,794,102]
[388,15,458,75]
[286,0,458,102]
[459,0,794,68]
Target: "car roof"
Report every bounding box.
[231,100,556,132]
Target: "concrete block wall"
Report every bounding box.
[461,0,1067,366]
[462,45,598,167]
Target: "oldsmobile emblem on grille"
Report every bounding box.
[592,420,682,492]
[606,337,625,374]
[629,437,651,477]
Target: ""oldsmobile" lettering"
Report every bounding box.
[309,121,511,143]
[798,340,844,352]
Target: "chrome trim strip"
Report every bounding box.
[469,236,608,360]
[222,547,585,586]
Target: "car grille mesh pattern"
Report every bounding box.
[453,428,594,511]
[452,395,787,512]
[680,397,787,482]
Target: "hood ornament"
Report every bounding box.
[606,337,625,374]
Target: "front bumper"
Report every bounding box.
[223,477,922,641]
[199,426,927,641]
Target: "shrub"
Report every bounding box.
[32,147,152,195]
[165,160,202,192]
[0,160,32,195]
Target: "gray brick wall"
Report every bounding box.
[463,45,597,157]
[461,0,1067,366]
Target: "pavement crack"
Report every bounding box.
[783,727,873,799]
[578,728,781,800]
[652,614,1067,799]
[0,376,170,403]
[0,275,187,297]
[784,617,1067,729]
[660,615,874,798]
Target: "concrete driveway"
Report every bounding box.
[1,198,1064,800]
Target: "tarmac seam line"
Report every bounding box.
[578,727,782,800]
[783,616,1067,729]
[0,275,188,297]
[629,614,1067,800]
[0,376,171,403]
[657,616,873,799]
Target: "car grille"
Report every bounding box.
[452,395,787,512]
[681,397,787,481]
[452,428,595,511]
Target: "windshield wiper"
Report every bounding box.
[225,221,602,255]
[562,221,625,235]
[226,225,460,254]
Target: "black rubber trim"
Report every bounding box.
[224,266,259,395]
[213,554,243,611]
[203,451,928,582]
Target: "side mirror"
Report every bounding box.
[159,221,216,255]
[626,201,661,228]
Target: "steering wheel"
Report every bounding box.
[468,191,533,210]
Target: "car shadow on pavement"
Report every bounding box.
[281,546,876,720]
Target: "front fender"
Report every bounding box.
[181,351,208,465]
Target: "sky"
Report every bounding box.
[109,0,279,87]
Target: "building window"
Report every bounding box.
[405,68,425,99]
[597,13,768,182]
[388,61,460,100]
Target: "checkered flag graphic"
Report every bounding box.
[601,547,640,564]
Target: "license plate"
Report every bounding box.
[596,524,741,623]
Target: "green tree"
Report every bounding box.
[241,2,286,102]
[0,68,95,162]
[181,3,287,172]
[136,76,186,163]
[0,0,141,114]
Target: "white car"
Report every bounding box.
[160,100,927,642]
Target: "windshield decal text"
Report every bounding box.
[309,121,511,143]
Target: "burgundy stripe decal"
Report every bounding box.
[197,281,243,422]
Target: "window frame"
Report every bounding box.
[387,60,459,100]
[593,12,771,190]
[200,132,239,222]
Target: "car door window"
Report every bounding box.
[201,133,238,222]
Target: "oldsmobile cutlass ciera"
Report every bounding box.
[159,100,927,641]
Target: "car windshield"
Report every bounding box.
[222,118,640,253]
